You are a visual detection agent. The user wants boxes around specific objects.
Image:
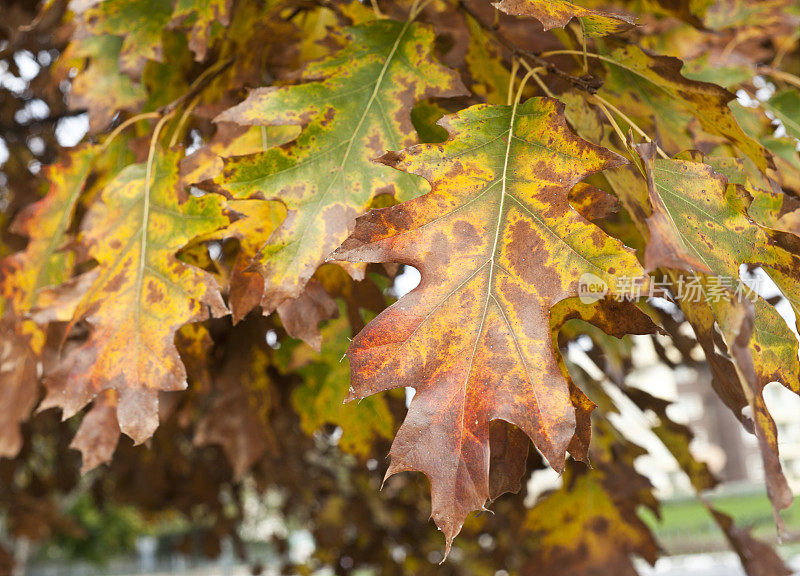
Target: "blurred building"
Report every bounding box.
[620,334,800,496]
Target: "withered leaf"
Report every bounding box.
[275,279,339,352]
[41,148,229,445]
[634,145,799,524]
[195,317,275,480]
[333,96,645,547]
[707,504,792,576]
[492,0,635,36]
[69,389,120,474]
[0,320,42,458]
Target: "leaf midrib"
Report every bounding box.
[453,94,551,480]
[133,156,155,382]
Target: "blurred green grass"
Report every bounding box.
[641,487,800,555]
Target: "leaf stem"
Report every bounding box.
[720,34,746,63]
[519,60,556,98]
[369,0,384,18]
[579,20,588,75]
[590,93,670,159]
[507,57,520,106]
[538,48,614,63]
[102,112,160,153]
[169,96,200,148]
[514,67,538,107]
[159,57,234,116]
[409,0,435,20]
[591,97,629,152]
[134,111,175,354]
[758,67,800,90]
[104,57,234,152]
[771,30,799,69]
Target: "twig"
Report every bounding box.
[0,0,68,60]
[284,0,348,23]
[514,67,538,107]
[102,112,161,152]
[158,58,235,116]
[458,0,604,94]
[169,96,200,148]
[579,19,588,74]
[0,108,88,134]
[593,97,629,151]
[410,0,437,20]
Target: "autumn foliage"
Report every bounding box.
[1,0,800,573]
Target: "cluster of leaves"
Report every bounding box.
[1,0,800,573]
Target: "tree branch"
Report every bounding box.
[457,0,603,94]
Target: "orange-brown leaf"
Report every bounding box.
[333,97,646,547]
[41,148,229,445]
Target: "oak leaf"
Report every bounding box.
[564,95,768,432]
[333,97,646,547]
[707,504,792,576]
[276,280,339,351]
[0,320,43,457]
[522,468,657,576]
[463,15,511,105]
[181,124,299,189]
[714,293,794,533]
[195,317,276,480]
[40,148,229,445]
[565,96,800,500]
[522,417,659,576]
[492,0,635,36]
[1,146,97,315]
[169,0,233,62]
[598,46,773,170]
[0,146,98,457]
[626,388,718,492]
[214,19,466,317]
[635,147,800,397]
[69,389,120,474]
[57,36,146,133]
[84,0,176,78]
[764,89,800,141]
[580,0,712,28]
[634,144,799,524]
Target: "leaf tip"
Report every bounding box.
[375,150,403,168]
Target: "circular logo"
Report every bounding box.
[578,273,608,304]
